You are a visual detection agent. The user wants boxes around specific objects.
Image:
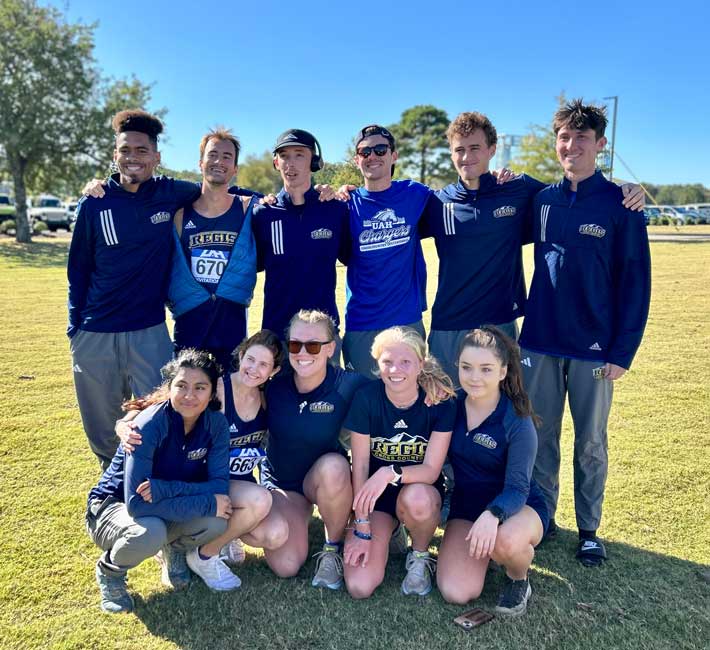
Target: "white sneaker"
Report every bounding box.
[186,548,241,591]
[219,538,246,565]
[401,550,436,596]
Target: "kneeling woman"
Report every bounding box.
[86,349,234,614]
[343,327,456,598]
[437,327,549,616]
[257,310,369,589]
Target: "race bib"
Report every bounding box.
[229,446,266,478]
[191,248,229,285]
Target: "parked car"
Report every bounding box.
[0,194,15,223]
[29,195,71,231]
[65,201,79,228]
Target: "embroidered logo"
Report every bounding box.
[184,220,196,229]
[521,357,532,367]
[72,364,82,373]
[394,419,407,429]
[493,205,516,218]
[579,224,606,238]
[187,447,208,460]
[311,228,333,240]
[298,401,308,414]
[589,342,602,351]
[229,424,238,433]
[310,401,335,414]
[472,433,497,449]
[150,211,171,225]
[345,362,355,371]
[592,366,605,380]
[513,302,519,310]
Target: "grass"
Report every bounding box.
[0,237,708,650]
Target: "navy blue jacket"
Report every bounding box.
[426,173,544,330]
[67,175,199,336]
[449,393,537,520]
[252,187,350,339]
[519,171,651,369]
[88,401,230,521]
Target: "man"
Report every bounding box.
[68,110,200,469]
[167,128,257,370]
[250,129,350,351]
[343,125,440,376]
[518,99,651,567]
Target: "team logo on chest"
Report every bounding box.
[311,228,333,240]
[579,224,606,238]
[309,401,335,414]
[371,432,428,462]
[472,433,497,449]
[493,205,517,218]
[359,209,411,251]
[187,447,208,460]
[150,211,171,224]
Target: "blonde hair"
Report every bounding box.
[286,309,336,342]
[371,327,455,405]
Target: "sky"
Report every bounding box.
[46,0,710,186]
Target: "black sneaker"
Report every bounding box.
[495,575,532,617]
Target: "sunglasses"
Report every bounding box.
[356,144,390,158]
[287,339,333,354]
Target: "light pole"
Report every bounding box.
[603,95,618,181]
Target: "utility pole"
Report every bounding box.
[603,95,618,181]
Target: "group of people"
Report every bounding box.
[69,100,651,615]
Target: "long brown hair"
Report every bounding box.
[122,348,222,412]
[458,326,540,425]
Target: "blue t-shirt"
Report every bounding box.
[67,175,200,335]
[345,180,437,331]
[519,171,651,369]
[251,187,350,339]
[344,381,456,475]
[426,173,545,330]
[264,365,368,490]
[449,393,538,520]
[221,371,268,480]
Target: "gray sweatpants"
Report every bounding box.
[429,319,519,387]
[70,323,173,469]
[521,349,613,531]
[86,497,227,575]
[343,320,426,378]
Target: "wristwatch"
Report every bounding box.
[389,464,403,485]
[487,505,505,524]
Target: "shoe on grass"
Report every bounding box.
[495,575,532,616]
[576,536,607,567]
[401,550,436,596]
[220,538,246,565]
[311,543,343,590]
[95,562,134,614]
[156,545,191,590]
[186,548,241,591]
[389,522,409,555]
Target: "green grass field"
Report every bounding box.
[0,236,708,650]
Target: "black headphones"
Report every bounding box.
[309,136,324,173]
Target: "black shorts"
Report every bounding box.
[448,481,550,535]
[373,476,445,519]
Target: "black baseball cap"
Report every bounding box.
[355,124,396,150]
[273,129,318,154]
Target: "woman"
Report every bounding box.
[86,349,235,614]
[256,309,369,590]
[436,326,550,616]
[343,327,456,599]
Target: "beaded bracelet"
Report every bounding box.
[353,529,372,541]
[353,518,370,525]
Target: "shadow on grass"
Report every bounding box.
[131,525,710,650]
[0,238,69,268]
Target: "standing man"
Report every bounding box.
[168,128,257,370]
[519,99,651,566]
[343,125,440,376]
[68,110,200,468]
[251,129,350,351]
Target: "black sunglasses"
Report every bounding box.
[287,339,333,354]
[356,144,390,158]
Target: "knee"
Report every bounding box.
[494,529,527,562]
[315,455,351,494]
[346,573,382,600]
[398,486,439,523]
[239,488,273,522]
[270,554,304,579]
[261,517,289,550]
[124,517,167,557]
[437,576,482,604]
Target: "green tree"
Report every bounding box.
[314,161,361,189]
[509,125,560,184]
[237,151,281,195]
[387,105,454,186]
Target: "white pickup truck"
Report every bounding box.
[29,195,71,231]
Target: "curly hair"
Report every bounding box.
[111,109,163,146]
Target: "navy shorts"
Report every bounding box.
[449,480,550,536]
[374,476,445,519]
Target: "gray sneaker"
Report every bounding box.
[389,522,409,555]
[311,543,343,590]
[95,562,134,614]
[156,545,191,590]
[401,550,436,596]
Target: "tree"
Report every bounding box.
[237,151,281,196]
[387,105,454,187]
[313,161,361,189]
[509,125,560,185]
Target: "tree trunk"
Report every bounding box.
[9,154,31,243]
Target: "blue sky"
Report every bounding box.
[48,0,709,185]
